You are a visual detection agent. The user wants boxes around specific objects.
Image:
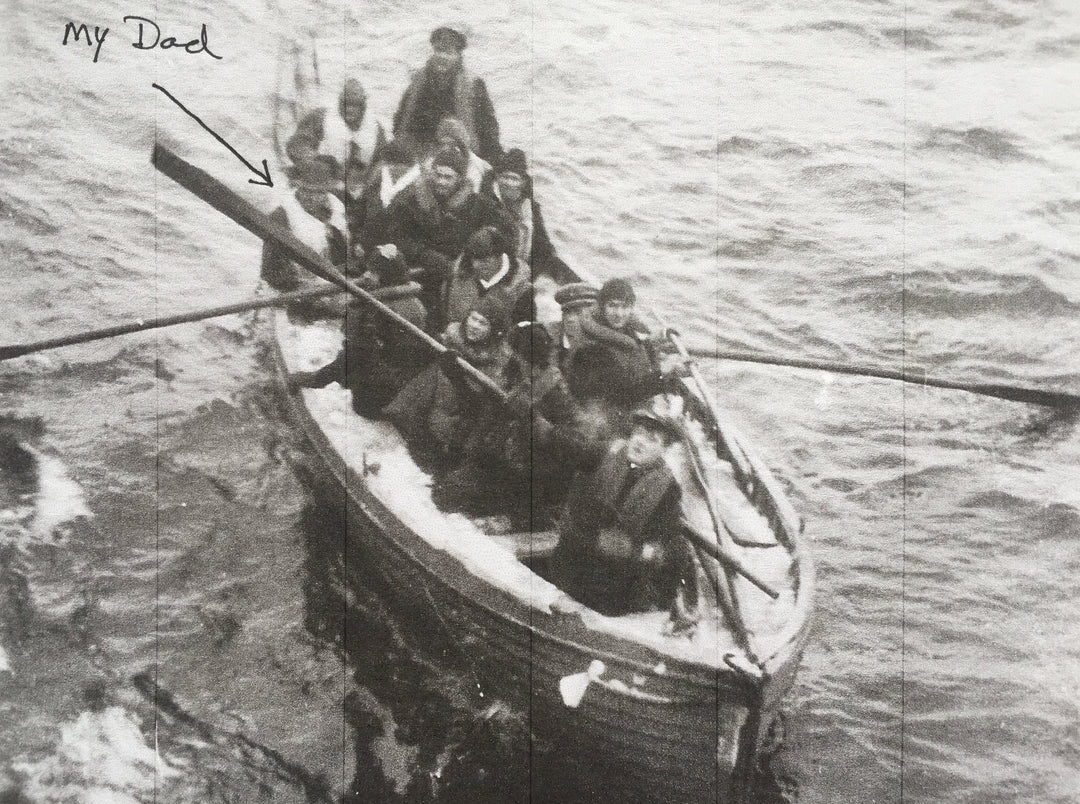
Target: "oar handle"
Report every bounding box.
[151,143,507,403]
[681,344,1080,409]
[0,283,423,363]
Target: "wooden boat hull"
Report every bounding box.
[270,315,812,802]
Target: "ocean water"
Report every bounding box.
[1,0,1079,801]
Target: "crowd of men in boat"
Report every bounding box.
[267,26,700,629]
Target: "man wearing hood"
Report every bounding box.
[392,26,502,163]
[286,78,388,199]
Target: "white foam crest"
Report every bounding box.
[11,707,181,801]
[27,447,92,541]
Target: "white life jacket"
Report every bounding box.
[318,106,386,170]
[280,191,348,259]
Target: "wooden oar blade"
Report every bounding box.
[152,143,341,290]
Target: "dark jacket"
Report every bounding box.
[349,162,422,252]
[393,65,501,163]
[260,202,349,292]
[565,311,662,408]
[443,253,530,329]
[385,177,512,325]
[480,176,572,282]
[553,442,693,615]
[382,323,509,454]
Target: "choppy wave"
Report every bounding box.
[917,126,1033,161]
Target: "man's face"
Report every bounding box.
[341,98,366,130]
[430,166,462,199]
[602,299,633,330]
[474,254,503,282]
[561,302,596,344]
[626,424,667,467]
[428,49,462,77]
[496,172,525,204]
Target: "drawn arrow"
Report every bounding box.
[151,83,273,187]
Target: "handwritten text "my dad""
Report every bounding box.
[62,17,223,64]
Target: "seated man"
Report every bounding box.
[443,225,530,330]
[547,282,598,370]
[392,25,502,163]
[385,144,511,330]
[482,148,572,281]
[568,277,662,408]
[383,294,510,461]
[260,160,350,309]
[422,117,492,194]
[286,78,388,200]
[432,321,575,521]
[549,397,697,619]
[290,244,428,415]
[349,141,420,256]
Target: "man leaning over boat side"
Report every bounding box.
[384,143,513,331]
[286,78,388,203]
[290,244,428,415]
[260,160,351,311]
[392,25,502,164]
[541,397,698,624]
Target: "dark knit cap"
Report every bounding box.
[598,277,636,306]
[431,144,468,177]
[508,321,554,364]
[495,148,529,177]
[463,226,507,260]
[430,26,467,52]
[553,282,599,310]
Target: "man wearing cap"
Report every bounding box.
[385,143,512,330]
[443,225,529,328]
[483,148,571,281]
[392,25,502,163]
[286,78,388,199]
[548,397,697,618]
[569,277,662,407]
[261,159,350,297]
[547,281,599,370]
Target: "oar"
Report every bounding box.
[681,344,1080,410]
[150,143,507,402]
[680,523,778,600]
[0,283,420,362]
